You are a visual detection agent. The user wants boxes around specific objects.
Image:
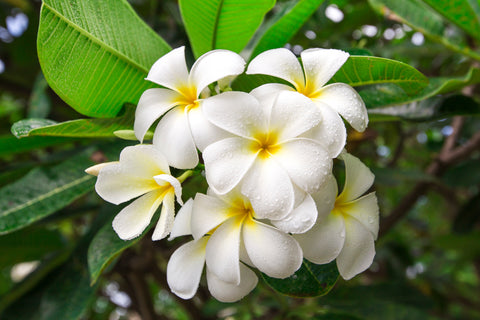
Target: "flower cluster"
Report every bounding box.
[87,46,379,302]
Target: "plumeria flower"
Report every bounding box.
[202,90,332,219]
[85,145,184,241]
[134,46,246,169]
[247,48,368,158]
[189,189,304,286]
[295,153,379,280]
[167,200,258,302]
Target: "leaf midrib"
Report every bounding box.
[211,0,226,49]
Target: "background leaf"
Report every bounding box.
[38,0,171,117]
[179,0,275,57]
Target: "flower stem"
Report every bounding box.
[176,170,194,183]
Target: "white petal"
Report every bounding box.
[301,48,349,89]
[134,88,183,142]
[167,237,208,299]
[191,193,231,240]
[85,162,116,176]
[312,174,338,221]
[241,158,294,220]
[154,174,183,205]
[146,46,189,90]
[118,145,170,176]
[169,198,194,240]
[153,107,199,169]
[249,83,294,102]
[189,49,245,95]
[202,91,267,138]
[341,192,379,239]
[207,263,258,303]
[242,220,302,278]
[271,192,317,234]
[273,138,332,194]
[112,190,164,240]
[205,216,242,284]
[188,104,233,151]
[337,153,375,203]
[152,190,175,240]
[317,83,368,132]
[336,216,376,280]
[295,213,345,264]
[268,91,322,141]
[302,103,346,158]
[247,48,305,89]
[203,137,257,195]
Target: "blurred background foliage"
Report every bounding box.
[0,0,479,319]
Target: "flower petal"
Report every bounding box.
[207,263,258,303]
[271,192,317,234]
[134,88,183,142]
[273,138,332,194]
[169,198,194,240]
[249,83,294,101]
[205,216,242,284]
[152,190,175,240]
[317,83,368,132]
[267,91,322,141]
[302,103,346,158]
[167,237,208,299]
[301,48,349,89]
[242,220,302,278]
[191,193,231,240]
[154,174,183,205]
[188,104,233,151]
[241,158,294,220]
[189,49,245,95]
[247,48,305,89]
[202,91,266,138]
[312,174,338,221]
[153,107,199,169]
[336,216,375,280]
[146,46,189,90]
[203,137,258,195]
[294,212,345,264]
[112,190,164,240]
[337,153,375,203]
[341,192,379,239]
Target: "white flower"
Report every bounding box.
[189,189,304,285]
[167,200,258,302]
[134,46,246,169]
[247,48,368,157]
[87,145,183,241]
[202,90,332,219]
[295,153,379,280]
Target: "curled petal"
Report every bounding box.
[169,198,194,240]
[206,216,242,284]
[188,104,233,151]
[207,263,258,303]
[341,192,379,239]
[295,213,345,264]
[191,193,231,240]
[167,237,208,299]
[317,83,368,132]
[301,48,349,89]
[112,189,164,240]
[242,220,302,278]
[336,216,376,280]
[203,137,258,195]
[153,107,199,169]
[85,162,117,176]
[146,46,190,90]
[271,192,317,234]
[152,190,175,240]
[247,48,305,89]
[154,174,183,205]
[337,153,375,203]
[189,49,246,95]
[134,88,183,142]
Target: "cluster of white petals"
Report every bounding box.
[87,46,379,303]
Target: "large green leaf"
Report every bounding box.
[422,0,480,41]
[179,0,275,58]
[249,0,325,59]
[11,104,135,138]
[38,0,171,117]
[0,134,76,157]
[262,260,338,297]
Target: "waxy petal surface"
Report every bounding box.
[191,193,231,240]
[272,192,317,234]
[341,192,379,239]
[207,263,258,303]
[188,105,232,151]
[301,48,349,89]
[337,153,375,203]
[169,198,194,240]
[146,46,190,90]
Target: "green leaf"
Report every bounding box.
[422,0,480,41]
[262,260,338,297]
[249,0,325,59]
[0,134,76,157]
[330,56,429,95]
[179,0,275,58]
[11,104,136,138]
[38,0,171,117]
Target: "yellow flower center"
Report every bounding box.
[250,132,281,160]
[296,81,321,100]
[177,85,200,111]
